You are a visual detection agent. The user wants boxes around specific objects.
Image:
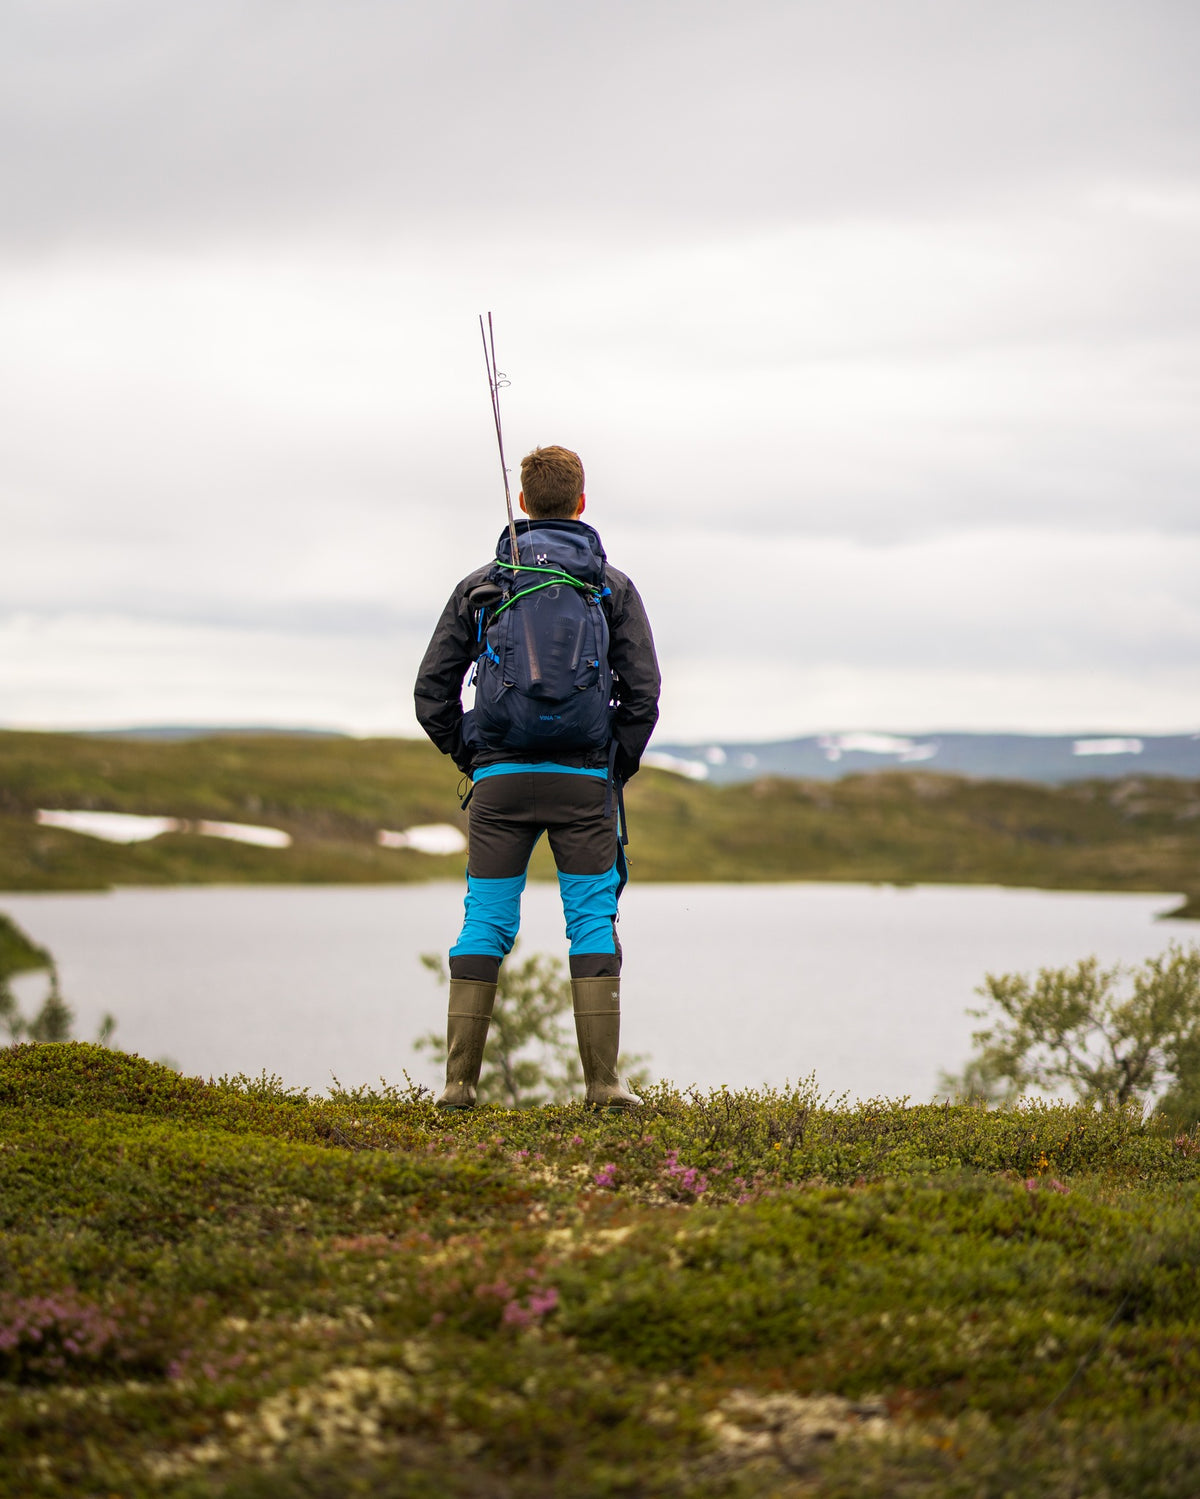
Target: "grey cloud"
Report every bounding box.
[3,0,1200,740]
[624,527,1200,676]
[8,531,1197,675]
[3,597,434,639]
[2,1,1198,251]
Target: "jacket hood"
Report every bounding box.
[492,518,607,584]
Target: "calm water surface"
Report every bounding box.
[3,882,1187,1101]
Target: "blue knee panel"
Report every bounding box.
[450,872,526,958]
[558,862,621,955]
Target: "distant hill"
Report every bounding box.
[9,724,1199,784]
[23,726,1200,783]
[648,731,1200,786]
[75,725,351,742]
[1,729,1197,915]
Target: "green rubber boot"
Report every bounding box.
[572,976,642,1110]
[435,980,497,1109]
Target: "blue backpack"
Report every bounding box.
[462,520,615,755]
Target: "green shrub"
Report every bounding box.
[942,945,1200,1115]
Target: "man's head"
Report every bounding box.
[518,445,585,520]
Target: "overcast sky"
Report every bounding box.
[2,0,1198,741]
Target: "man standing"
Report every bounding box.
[414,444,660,1110]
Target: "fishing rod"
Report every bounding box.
[479,312,520,567]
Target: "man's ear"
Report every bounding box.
[576,493,586,517]
[518,492,528,515]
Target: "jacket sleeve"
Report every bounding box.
[414,581,478,774]
[606,574,661,781]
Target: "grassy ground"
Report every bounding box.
[4,1042,1200,1496]
[2,730,1199,906]
[0,732,466,889]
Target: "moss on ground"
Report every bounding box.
[4,1043,1200,1495]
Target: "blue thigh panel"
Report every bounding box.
[450,871,527,957]
[557,862,621,955]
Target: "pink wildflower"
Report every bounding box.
[660,1149,708,1196]
[0,1290,122,1378]
[502,1284,559,1328]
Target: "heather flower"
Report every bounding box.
[502,1284,559,1328]
[0,1290,122,1381]
[660,1148,708,1197]
[474,1278,514,1302]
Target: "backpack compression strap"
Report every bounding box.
[490,561,611,619]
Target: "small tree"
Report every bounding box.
[935,1053,1021,1108]
[1156,1031,1200,1125]
[415,946,649,1109]
[0,912,115,1046]
[940,944,1200,1115]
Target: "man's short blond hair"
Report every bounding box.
[519,445,585,520]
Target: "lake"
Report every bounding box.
[2,882,1189,1102]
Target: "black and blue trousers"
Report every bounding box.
[448,763,624,983]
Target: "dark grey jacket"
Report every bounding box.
[414,520,661,781]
